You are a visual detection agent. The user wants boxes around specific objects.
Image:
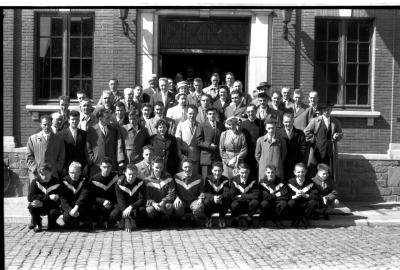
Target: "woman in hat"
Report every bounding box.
[219,117,248,179]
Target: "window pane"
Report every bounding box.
[51,18,63,36]
[315,20,327,41]
[358,85,369,104]
[346,85,357,104]
[82,80,92,98]
[347,43,357,62]
[82,38,93,57]
[347,22,358,41]
[51,38,62,57]
[346,64,357,83]
[82,17,94,36]
[327,84,338,104]
[328,43,338,61]
[40,17,51,36]
[70,38,81,57]
[51,59,62,78]
[315,42,326,61]
[40,58,50,78]
[315,63,327,83]
[327,64,338,83]
[39,79,50,98]
[82,59,92,77]
[328,21,339,41]
[359,23,370,41]
[359,43,370,62]
[39,38,51,58]
[69,80,81,99]
[70,17,82,36]
[50,79,62,99]
[70,59,81,78]
[358,64,369,83]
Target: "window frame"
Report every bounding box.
[314,18,373,109]
[34,11,95,104]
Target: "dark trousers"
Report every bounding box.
[203,198,230,218]
[112,206,147,224]
[28,203,60,227]
[92,204,120,226]
[287,198,318,219]
[63,206,91,227]
[230,199,259,217]
[259,199,288,220]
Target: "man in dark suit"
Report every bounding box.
[292,89,309,131]
[143,74,159,97]
[150,77,176,116]
[196,107,224,179]
[187,77,203,107]
[58,110,89,176]
[86,109,125,177]
[213,85,230,123]
[277,113,306,181]
[241,104,265,180]
[224,90,247,120]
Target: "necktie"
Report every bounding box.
[72,130,76,142]
[103,126,108,136]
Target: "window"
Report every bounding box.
[37,13,94,102]
[314,19,372,106]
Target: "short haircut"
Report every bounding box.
[115,101,126,109]
[102,89,112,96]
[109,78,119,83]
[265,164,277,172]
[151,156,164,165]
[271,90,282,98]
[58,95,70,103]
[206,107,217,113]
[69,161,82,171]
[125,163,138,172]
[283,113,294,120]
[51,112,62,120]
[124,88,134,95]
[143,145,154,152]
[154,101,164,108]
[309,90,318,97]
[159,77,168,83]
[181,158,193,165]
[218,85,229,92]
[193,77,203,83]
[76,90,87,96]
[96,108,110,119]
[211,73,220,79]
[201,93,212,100]
[101,156,113,165]
[154,118,168,129]
[230,90,242,97]
[234,80,243,86]
[40,114,52,122]
[225,72,234,78]
[258,92,269,99]
[238,163,249,170]
[265,119,277,126]
[281,87,290,92]
[128,109,141,118]
[293,89,302,96]
[142,103,152,110]
[294,162,306,171]
[38,163,52,172]
[211,161,223,169]
[317,163,330,173]
[247,104,257,111]
[69,110,80,118]
[81,97,92,104]
[187,104,198,112]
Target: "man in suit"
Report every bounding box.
[133,85,150,104]
[96,78,123,108]
[94,90,115,114]
[58,95,70,130]
[146,101,176,136]
[241,104,265,180]
[281,87,295,112]
[256,93,279,123]
[122,87,135,112]
[175,105,201,174]
[306,90,320,123]
[224,90,247,120]
[135,145,154,180]
[110,101,129,128]
[86,108,125,177]
[196,107,224,179]
[304,102,343,182]
[26,115,65,180]
[150,77,176,116]
[292,89,309,131]
[256,81,272,97]
[277,113,306,181]
[232,80,252,105]
[187,77,203,107]
[202,73,220,101]
[78,98,98,131]
[196,93,216,124]
[143,74,159,97]
[213,85,230,123]
[58,110,89,177]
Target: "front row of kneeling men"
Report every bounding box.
[28,157,338,232]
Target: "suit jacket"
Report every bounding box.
[196,120,224,165]
[86,123,124,176]
[187,92,202,107]
[120,124,150,164]
[58,128,89,171]
[292,103,309,131]
[146,116,176,137]
[78,113,98,131]
[135,160,152,180]
[150,133,179,175]
[175,120,200,162]
[143,86,159,97]
[150,91,176,116]
[224,103,247,120]
[26,132,65,179]
[213,99,230,123]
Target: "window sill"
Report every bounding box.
[331,110,381,126]
[26,104,81,120]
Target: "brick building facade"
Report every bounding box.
[3,8,400,201]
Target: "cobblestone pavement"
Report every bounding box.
[4,223,400,270]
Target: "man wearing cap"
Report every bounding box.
[143,74,159,96]
[166,92,188,125]
[150,77,176,117]
[256,81,272,97]
[304,102,343,181]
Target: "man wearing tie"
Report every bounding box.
[78,98,98,131]
[135,145,154,180]
[58,110,89,177]
[292,89,309,131]
[150,77,176,116]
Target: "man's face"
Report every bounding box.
[81,100,91,115]
[103,93,112,107]
[159,80,168,93]
[309,92,319,107]
[134,87,142,98]
[41,118,52,133]
[322,107,333,118]
[69,116,80,129]
[282,88,290,100]
[211,166,223,180]
[178,86,188,94]
[52,116,63,129]
[125,168,137,184]
[239,168,249,181]
[125,90,134,101]
[231,94,240,105]
[178,95,187,106]
[142,107,151,118]
[283,116,294,130]
[219,88,228,100]
[318,169,329,181]
[272,93,281,106]
[193,81,203,93]
[77,93,86,103]
[182,162,193,176]
[59,100,69,112]
[207,110,216,122]
[265,168,276,182]
[129,115,139,126]
[233,82,242,92]
[157,123,167,135]
[294,166,306,180]
[152,162,163,178]
[115,106,125,118]
[265,123,276,136]
[142,149,153,163]
[100,162,112,177]
[39,168,51,182]
[99,112,111,126]
[149,79,157,88]
[69,167,81,181]
[187,108,197,122]
[109,80,118,92]
[168,79,174,89]
[246,107,256,120]
[200,96,210,109]
[258,97,268,108]
[154,105,164,117]
[211,76,219,86]
[225,74,234,85]
[293,93,302,105]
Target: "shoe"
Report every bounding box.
[33,224,42,233]
[218,218,226,228]
[103,221,108,230]
[28,224,35,230]
[47,223,60,230]
[205,218,213,228]
[301,217,310,228]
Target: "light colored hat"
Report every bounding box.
[176,81,188,89]
[175,92,187,101]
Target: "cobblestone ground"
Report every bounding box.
[4,223,400,270]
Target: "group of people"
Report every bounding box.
[26,73,343,233]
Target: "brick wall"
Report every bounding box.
[3,10,14,137]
